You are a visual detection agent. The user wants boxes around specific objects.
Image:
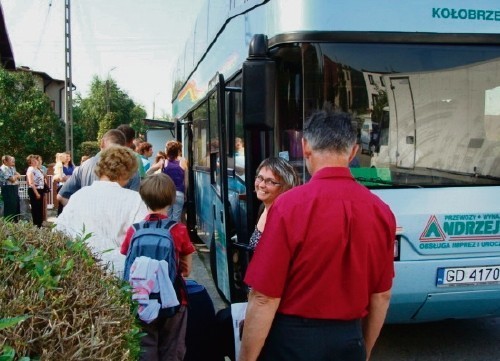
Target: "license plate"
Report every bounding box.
[436,265,500,286]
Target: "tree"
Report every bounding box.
[73,76,148,142]
[0,69,65,171]
[97,111,117,140]
[129,105,147,137]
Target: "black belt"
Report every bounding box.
[275,313,361,326]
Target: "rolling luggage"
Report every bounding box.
[214,303,248,361]
[184,279,222,361]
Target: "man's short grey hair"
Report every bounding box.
[303,110,357,154]
[101,129,126,148]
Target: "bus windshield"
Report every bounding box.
[276,42,500,187]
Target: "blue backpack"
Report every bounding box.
[123,218,182,317]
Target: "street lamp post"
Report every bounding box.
[64,0,73,156]
[152,92,160,119]
[106,66,116,113]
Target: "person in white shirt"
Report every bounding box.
[1,155,21,222]
[55,145,148,277]
[26,154,45,228]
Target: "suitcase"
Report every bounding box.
[214,303,248,361]
[184,279,222,361]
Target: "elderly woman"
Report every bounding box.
[249,157,300,250]
[55,145,148,276]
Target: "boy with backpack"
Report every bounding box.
[121,173,196,361]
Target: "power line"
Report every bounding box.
[33,0,53,65]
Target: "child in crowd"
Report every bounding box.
[121,173,195,361]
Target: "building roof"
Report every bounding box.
[0,4,15,70]
[17,66,76,91]
[143,118,175,129]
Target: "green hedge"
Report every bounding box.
[0,221,142,360]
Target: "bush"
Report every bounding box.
[78,141,100,161]
[0,221,142,360]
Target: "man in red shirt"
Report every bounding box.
[239,111,396,361]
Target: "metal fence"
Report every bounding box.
[5,175,55,209]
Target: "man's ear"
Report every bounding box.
[348,144,359,162]
[302,138,312,158]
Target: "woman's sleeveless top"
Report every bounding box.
[163,159,185,193]
[249,227,262,250]
[63,164,74,176]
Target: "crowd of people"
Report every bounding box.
[0,111,396,361]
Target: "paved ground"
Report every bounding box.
[188,243,229,312]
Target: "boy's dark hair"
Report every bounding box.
[139,173,176,211]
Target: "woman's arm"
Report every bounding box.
[146,158,164,175]
[180,157,188,189]
[27,168,40,199]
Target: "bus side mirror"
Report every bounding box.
[242,35,275,130]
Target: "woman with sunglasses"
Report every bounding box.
[249,157,300,250]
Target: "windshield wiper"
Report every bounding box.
[471,173,500,181]
[354,177,422,188]
[424,167,500,182]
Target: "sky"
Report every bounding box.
[1,0,205,118]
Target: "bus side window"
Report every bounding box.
[233,87,245,180]
[193,102,209,167]
[210,140,220,188]
[234,137,245,178]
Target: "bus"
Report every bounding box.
[171,0,500,323]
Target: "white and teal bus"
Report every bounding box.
[171,0,500,323]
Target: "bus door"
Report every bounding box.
[208,74,233,302]
[390,77,416,168]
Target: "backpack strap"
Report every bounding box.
[162,219,177,231]
[160,218,187,306]
[162,219,178,268]
[153,218,187,313]
[128,218,175,249]
[135,217,176,230]
[147,217,177,230]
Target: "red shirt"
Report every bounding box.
[121,213,196,304]
[244,167,396,320]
